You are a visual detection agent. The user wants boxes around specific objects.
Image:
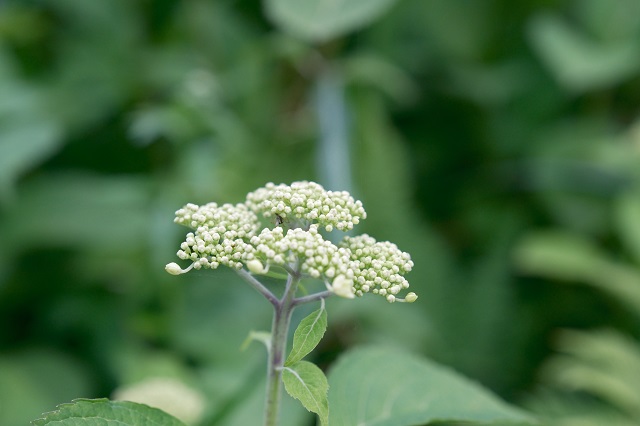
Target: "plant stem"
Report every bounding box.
[293,290,333,306]
[264,268,300,426]
[236,269,279,307]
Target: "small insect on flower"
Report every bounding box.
[275,214,284,226]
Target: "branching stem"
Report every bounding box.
[293,290,333,306]
[236,269,279,307]
[239,265,334,425]
[263,267,300,426]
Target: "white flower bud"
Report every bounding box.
[331,275,355,299]
[247,259,267,274]
[165,262,191,275]
[405,292,418,303]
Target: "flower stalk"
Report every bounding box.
[264,268,300,426]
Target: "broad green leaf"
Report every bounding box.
[31,398,186,426]
[286,300,327,366]
[328,346,535,425]
[282,361,329,426]
[264,0,398,42]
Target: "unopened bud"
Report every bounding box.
[165,262,185,275]
[331,275,355,299]
[247,259,267,274]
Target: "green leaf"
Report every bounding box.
[264,0,398,42]
[286,300,327,366]
[328,346,535,425]
[31,398,186,426]
[282,361,329,426]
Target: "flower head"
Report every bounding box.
[173,202,259,270]
[245,181,366,232]
[167,182,416,303]
[339,234,415,302]
[249,224,350,280]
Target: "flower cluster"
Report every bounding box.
[166,182,416,303]
[339,235,416,303]
[248,224,349,279]
[245,181,366,232]
[167,203,259,273]
[174,202,259,234]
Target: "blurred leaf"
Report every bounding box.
[528,13,640,92]
[575,0,640,42]
[526,389,637,426]
[0,349,92,426]
[344,53,419,104]
[514,232,607,281]
[515,231,640,314]
[282,361,329,426]
[240,330,272,352]
[0,119,62,201]
[31,398,186,426]
[112,377,206,425]
[0,51,63,201]
[265,0,398,42]
[328,346,535,425]
[615,190,640,265]
[1,173,149,251]
[543,329,640,419]
[286,301,327,366]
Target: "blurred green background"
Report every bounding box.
[1,0,640,425]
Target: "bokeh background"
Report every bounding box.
[2,0,640,425]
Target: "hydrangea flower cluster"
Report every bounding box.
[166,181,416,303]
[167,202,259,272]
[248,224,349,279]
[246,181,366,232]
[339,235,415,303]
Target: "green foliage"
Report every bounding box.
[527,13,640,92]
[328,346,535,425]
[516,188,640,423]
[282,361,329,426]
[265,0,398,42]
[1,0,639,424]
[0,350,93,425]
[286,302,328,366]
[32,398,186,426]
